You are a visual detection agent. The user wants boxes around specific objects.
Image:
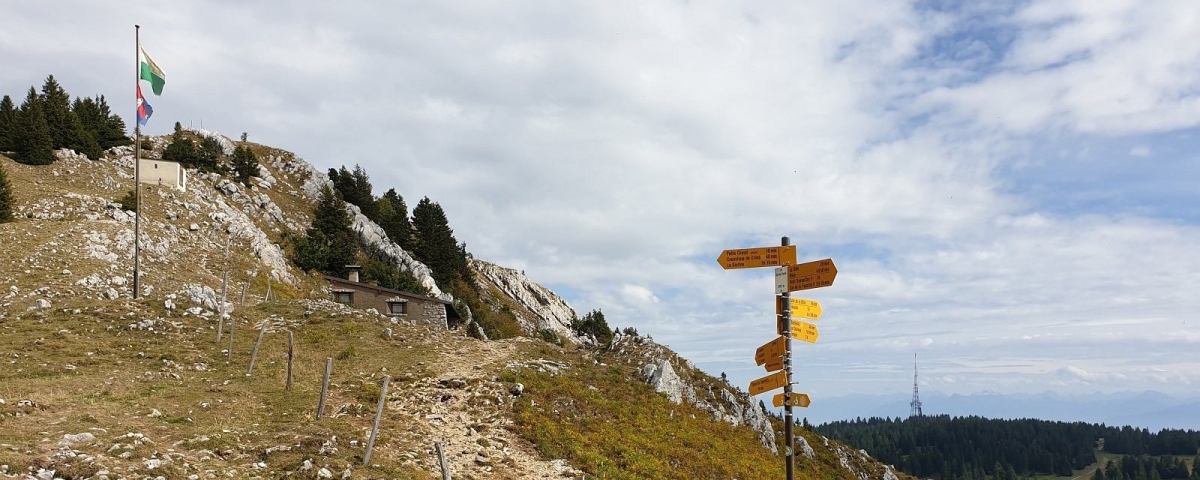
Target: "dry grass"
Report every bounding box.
[0,299,444,478]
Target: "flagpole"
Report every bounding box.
[133,24,142,300]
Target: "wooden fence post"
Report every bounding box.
[247,320,268,375]
[217,272,227,343]
[363,375,390,466]
[286,330,294,390]
[240,282,248,305]
[226,316,235,363]
[317,357,332,419]
[436,442,451,480]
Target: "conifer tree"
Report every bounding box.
[195,136,224,173]
[294,186,358,277]
[0,163,13,223]
[40,75,79,150]
[0,95,16,152]
[93,95,130,149]
[412,196,469,288]
[162,135,197,167]
[231,145,259,184]
[377,188,414,251]
[15,87,55,165]
[328,164,376,219]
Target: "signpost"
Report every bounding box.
[748,370,789,396]
[763,355,785,373]
[772,392,812,408]
[754,336,787,366]
[777,318,819,343]
[775,258,838,294]
[777,297,822,320]
[718,237,836,480]
[717,245,797,270]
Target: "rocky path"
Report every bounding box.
[382,337,582,479]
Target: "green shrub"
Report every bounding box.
[0,163,12,223]
[117,190,137,212]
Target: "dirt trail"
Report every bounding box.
[383,336,581,479]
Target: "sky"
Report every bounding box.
[4,2,1199,418]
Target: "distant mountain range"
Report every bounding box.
[806,391,1200,431]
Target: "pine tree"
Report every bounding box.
[294,186,358,277]
[40,75,78,150]
[231,145,259,184]
[0,95,17,152]
[328,164,376,219]
[377,188,414,251]
[93,95,130,149]
[15,87,55,165]
[0,163,13,223]
[412,196,469,288]
[162,136,197,167]
[195,136,224,173]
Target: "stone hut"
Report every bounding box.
[324,266,461,329]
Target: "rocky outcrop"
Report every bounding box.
[471,259,578,341]
[628,335,778,454]
[347,203,443,298]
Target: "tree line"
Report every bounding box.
[0,75,130,164]
[816,415,1200,480]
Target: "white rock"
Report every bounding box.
[317,467,333,479]
[33,299,51,309]
[59,432,95,446]
[104,288,119,300]
[189,223,200,231]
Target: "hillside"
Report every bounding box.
[0,137,907,479]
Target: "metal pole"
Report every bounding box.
[782,235,794,480]
[132,25,141,300]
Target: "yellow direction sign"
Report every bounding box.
[717,245,797,270]
[763,355,785,372]
[777,318,819,343]
[754,336,787,366]
[749,370,789,396]
[772,393,812,408]
[776,297,823,320]
[774,258,837,293]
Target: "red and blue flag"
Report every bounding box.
[136,84,153,126]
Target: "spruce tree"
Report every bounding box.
[412,196,468,288]
[15,87,55,165]
[162,136,197,167]
[294,186,358,277]
[0,163,13,223]
[40,75,79,150]
[195,136,224,173]
[231,145,259,184]
[377,188,413,251]
[328,164,376,218]
[0,95,17,153]
[93,95,130,149]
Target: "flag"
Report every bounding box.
[138,46,166,95]
[137,84,153,126]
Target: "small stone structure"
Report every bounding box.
[138,158,187,191]
[324,266,460,329]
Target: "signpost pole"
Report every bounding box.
[782,236,794,480]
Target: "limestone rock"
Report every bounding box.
[472,259,579,341]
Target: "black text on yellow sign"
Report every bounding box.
[777,318,819,343]
[749,370,789,396]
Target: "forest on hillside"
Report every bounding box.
[817,415,1200,480]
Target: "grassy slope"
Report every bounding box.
[0,147,910,479]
